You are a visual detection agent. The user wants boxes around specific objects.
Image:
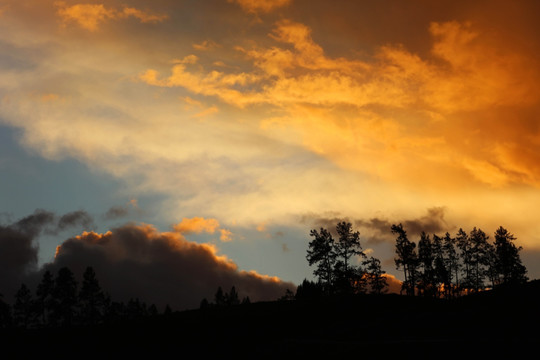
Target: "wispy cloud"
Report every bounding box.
[228,0,291,14]
[55,2,168,31]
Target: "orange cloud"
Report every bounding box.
[55,2,115,31]
[219,228,233,242]
[174,217,233,242]
[229,0,291,13]
[55,2,167,31]
[192,40,220,51]
[174,217,220,234]
[383,274,402,294]
[120,7,168,24]
[193,105,219,119]
[142,18,535,191]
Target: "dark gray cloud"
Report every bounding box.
[0,225,38,300]
[0,209,95,300]
[357,207,450,244]
[355,207,450,243]
[103,205,130,220]
[12,209,56,237]
[5,208,95,236]
[57,210,95,232]
[302,207,451,245]
[402,207,449,236]
[300,211,351,236]
[0,209,55,298]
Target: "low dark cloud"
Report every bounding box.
[44,223,295,310]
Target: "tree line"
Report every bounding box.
[392,224,528,297]
[199,285,251,309]
[304,222,528,299]
[0,266,167,330]
[304,221,389,296]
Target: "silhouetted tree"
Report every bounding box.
[295,279,324,300]
[200,298,210,309]
[51,267,78,327]
[126,298,150,320]
[148,303,158,317]
[334,222,366,294]
[241,296,251,305]
[279,289,295,301]
[13,283,34,328]
[493,226,528,286]
[485,241,499,288]
[392,224,418,296]
[442,232,460,297]
[78,266,106,326]
[469,227,490,292]
[432,234,449,298]
[164,304,172,316]
[307,222,369,296]
[418,232,436,297]
[391,225,529,298]
[227,286,240,306]
[456,228,472,293]
[35,270,54,326]
[306,227,336,293]
[102,302,123,324]
[215,286,225,307]
[335,222,365,275]
[364,256,388,295]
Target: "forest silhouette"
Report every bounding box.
[1,222,538,356]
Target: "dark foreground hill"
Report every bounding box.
[3,280,540,358]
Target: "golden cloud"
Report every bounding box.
[192,39,221,51]
[55,2,168,31]
[174,217,233,242]
[140,18,540,190]
[229,0,291,13]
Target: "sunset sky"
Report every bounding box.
[1,0,540,308]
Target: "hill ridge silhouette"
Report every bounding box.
[3,280,539,357]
